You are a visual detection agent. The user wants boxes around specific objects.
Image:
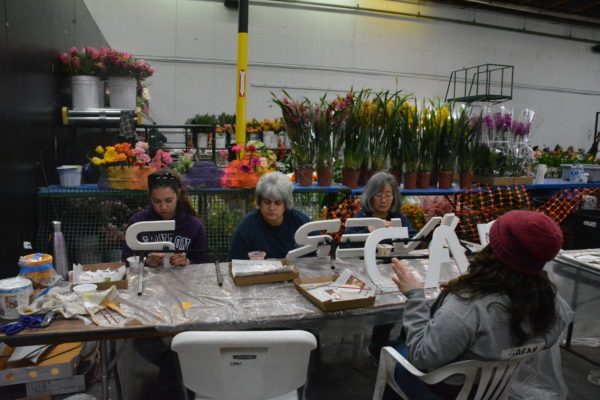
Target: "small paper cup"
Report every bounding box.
[377,244,393,257]
[73,283,97,294]
[248,251,266,260]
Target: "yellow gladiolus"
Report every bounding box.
[95,146,104,154]
[91,156,102,165]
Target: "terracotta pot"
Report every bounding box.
[316,167,333,187]
[403,172,417,190]
[459,171,474,189]
[430,171,439,187]
[389,169,403,185]
[438,172,454,189]
[342,168,360,189]
[295,167,314,187]
[417,172,431,189]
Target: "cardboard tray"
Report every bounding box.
[229,259,299,286]
[69,262,128,290]
[0,342,82,386]
[293,275,376,312]
[473,175,533,185]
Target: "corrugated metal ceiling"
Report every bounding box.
[429,0,600,27]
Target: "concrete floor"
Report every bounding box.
[1,333,599,399]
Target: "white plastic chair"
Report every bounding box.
[372,346,532,400]
[171,330,317,400]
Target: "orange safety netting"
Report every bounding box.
[452,184,600,246]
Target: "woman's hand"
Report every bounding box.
[145,253,164,268]
[391,257,422,294]
[368,221,393,232]
[169,252,188,267]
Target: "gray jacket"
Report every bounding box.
[402,288,573,371]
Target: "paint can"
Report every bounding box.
[0,276,33,320]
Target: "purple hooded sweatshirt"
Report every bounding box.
[121,208,209,264]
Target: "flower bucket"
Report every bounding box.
[56,165,82,187]
[459,172,474,189]
[295,168,314,187]
[417,172,431,189]
[342,168,360,189]
[71,75,100,109]
[130,166,156,190]
[98,80,106,107]
[438,172,454,189]
[106,166,134,189]
[403,172,417,190]
[108,76,137,109]
[317,168,333,187]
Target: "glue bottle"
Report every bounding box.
[51,221,69,280]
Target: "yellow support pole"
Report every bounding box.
[235,0,249,145]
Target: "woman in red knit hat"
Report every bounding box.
[384,210,573,400]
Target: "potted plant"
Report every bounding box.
[456,106,483,189]
[100,48,154,109]
[416,100,444,189]
[272,91,314,186]
[312,93,351,186]
[337,89,371,188]
[436,104,457,189]
[58,47,104,108]
[399,98,420,189]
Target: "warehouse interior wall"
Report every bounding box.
[0,0,108,278]
[83,0,600,150]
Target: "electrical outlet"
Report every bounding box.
[23,241,32,250]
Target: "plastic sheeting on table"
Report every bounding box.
[110,255,460,335]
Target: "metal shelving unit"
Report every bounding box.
[445,64,514,103]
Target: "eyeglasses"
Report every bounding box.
[373,193,394,200]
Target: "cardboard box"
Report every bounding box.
[293,275,376,312]
[69,262,128,290]
[0,343,82,386]
[473,175,533,185]
[229,259,299,286]
[26,375,85,396]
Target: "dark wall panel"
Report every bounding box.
[0,0,108,278]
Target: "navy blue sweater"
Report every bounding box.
[228,209,311,260]
[121,208,209,264]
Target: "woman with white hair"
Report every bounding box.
[229,171,311,260]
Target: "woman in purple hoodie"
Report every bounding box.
[121,168,208,266]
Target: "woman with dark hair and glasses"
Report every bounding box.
[346,171,415,236]
[121,168,208,266]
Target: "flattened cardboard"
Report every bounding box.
[0,342,82,386]
[229,259,299,286]
[69,262,128,290]
[293,275,376,312]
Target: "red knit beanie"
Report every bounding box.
[488,210,563,276]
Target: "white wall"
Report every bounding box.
[83,0,600,149]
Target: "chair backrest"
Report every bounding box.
[171,330,317,400]
[476,220,495,247]
[422,357,529,400]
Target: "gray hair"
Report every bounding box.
[360,172,401,214]
[255,171,294,210]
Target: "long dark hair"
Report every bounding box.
[147,169,197,217]
[440,246,557,346]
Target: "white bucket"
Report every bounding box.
[196,132,209,148]
[108,76,137,109]
[0,276,33,319]
[71,75,100,109]
[57,165,82,187]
